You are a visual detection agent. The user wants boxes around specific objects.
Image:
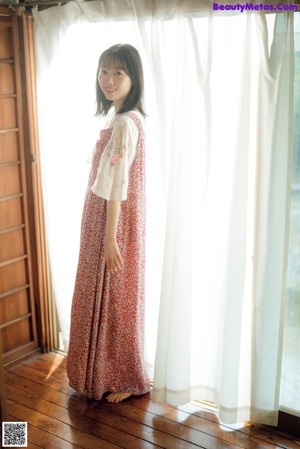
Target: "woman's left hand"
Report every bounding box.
[104,237,123,274]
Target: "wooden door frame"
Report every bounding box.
[0,6,52,362]
[17,10,52,355]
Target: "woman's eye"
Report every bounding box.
[115,71,122,76]
[99,69,106,75]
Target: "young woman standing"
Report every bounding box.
[67,44,150,403]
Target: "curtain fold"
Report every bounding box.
[33,1,294,425]
[250,12,294,423]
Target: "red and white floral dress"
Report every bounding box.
[67,110,150,399]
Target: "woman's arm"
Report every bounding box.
[104,200,124,274]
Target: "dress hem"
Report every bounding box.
[68,381,150,401]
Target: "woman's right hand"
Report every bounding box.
[104,237,124,274]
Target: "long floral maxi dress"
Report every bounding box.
[67,112,150,400]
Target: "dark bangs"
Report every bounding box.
[95,44,145,117]
[99,54,125,72]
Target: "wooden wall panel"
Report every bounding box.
[0,64,14,95]
[0,165,21,196]
[0,133,19,162]
[0,290,29,326]
[2,320,31,353]
[0,260,27,293]
[0,197,23,229]
[0,13,41,368]
[0,98,17,129]
[0,9,51,426]
[0,26,12,59]
[0,227,25,261]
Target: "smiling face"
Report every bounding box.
[98,63,132,113]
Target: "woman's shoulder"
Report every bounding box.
[113,110,145,130]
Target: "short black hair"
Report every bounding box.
[95,44,145,117]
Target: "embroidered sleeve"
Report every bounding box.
[91,116,138,201]
[106,130,128,167]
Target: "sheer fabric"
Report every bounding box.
[33,1,294,425]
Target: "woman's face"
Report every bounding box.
[98,62,132,112]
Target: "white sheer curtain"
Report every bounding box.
[33,0,294,425]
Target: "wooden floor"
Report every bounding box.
[4,352,300,449]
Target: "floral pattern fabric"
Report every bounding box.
[91,115,139,200]
[67,111,150,400]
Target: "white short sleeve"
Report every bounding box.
[91,115,139,201]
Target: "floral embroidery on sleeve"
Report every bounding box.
[106,133,127,167]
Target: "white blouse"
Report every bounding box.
[91,111,143,201]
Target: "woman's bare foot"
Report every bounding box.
[106,392,131,403]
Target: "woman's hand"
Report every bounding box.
[104,237,123,274]
[105,200,123,274]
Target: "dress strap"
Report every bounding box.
[123,111,144,132]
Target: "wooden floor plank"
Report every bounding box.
[126,394,300,449]
[4,370,294,449]
[21,358,67,380]
[4,352,300,449]
[6,385,161,449]
[37,352,67,369]
[6,399,120,449]
[26,424,83,449]
[6,413,79,449]
[9,363,74,393]
[5,371,241,449]
[6,370,231,449]
[176,403,300,449]
[5,415,42,449]
[98,398,282,449]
